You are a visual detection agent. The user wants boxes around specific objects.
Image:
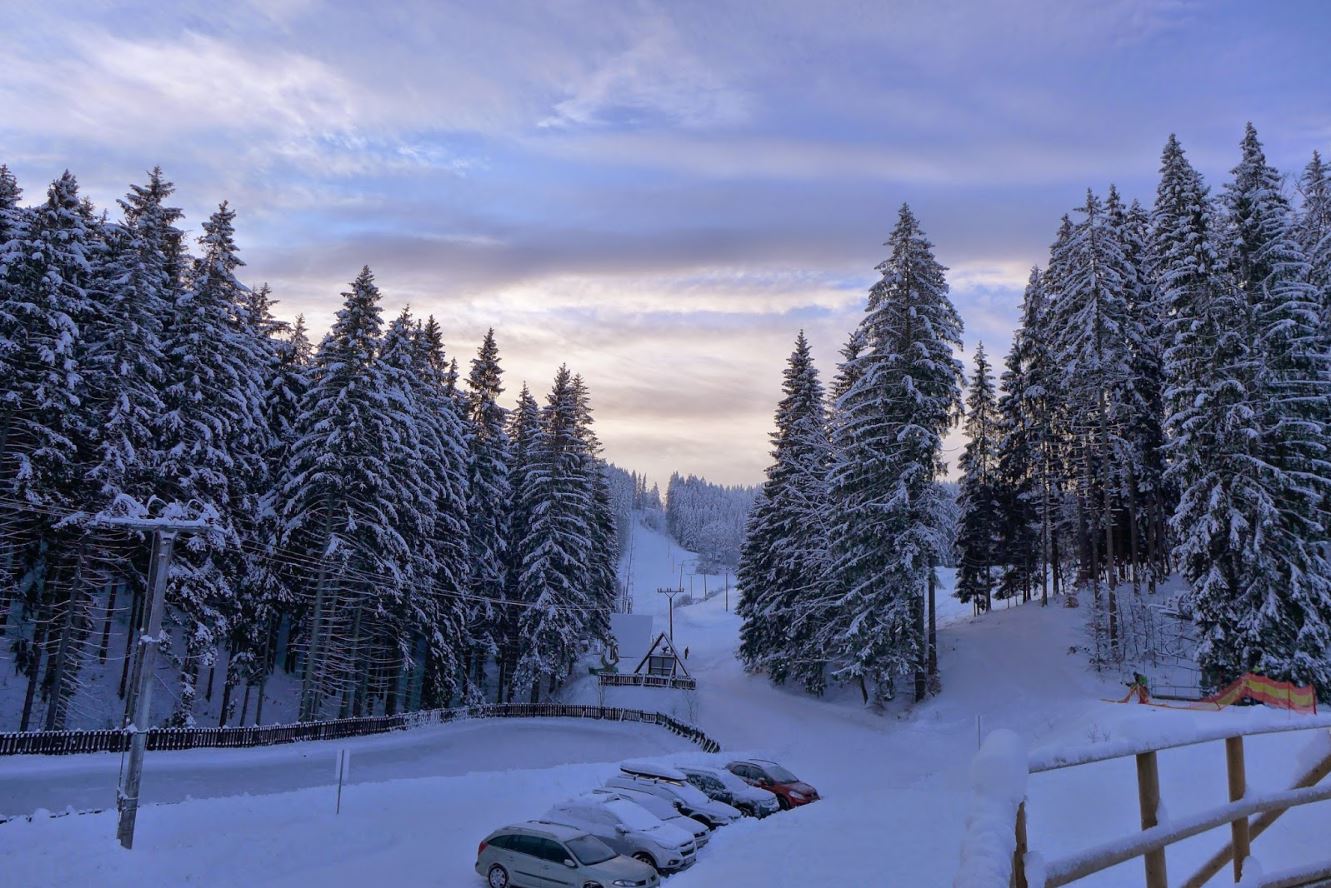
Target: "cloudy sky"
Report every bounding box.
[4,0,1329,485]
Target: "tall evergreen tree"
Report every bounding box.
[498,383,541,702]
[279,267,413,720]
[464,328,511,697]
[512,367,596,702]
[737,331,832,693]
[955,344,1000,612]
[826,205,963,703]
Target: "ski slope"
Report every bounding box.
[1,516,1328,886]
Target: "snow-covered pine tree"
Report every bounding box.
[1110,192,1172,592]
[1156,134,1272,692]
[737,331,832,694]
[464,328,511,698]
[85,170,178,515]
[1046,189,1136,659]
[241,312,311,724]
[1218,124,1331,691]
[512,367,596,703]
[498,383,541,702]
[1,173,101,731]
[279,267,413,721]
[1294,151,1331,330]
[571,373,617,644]
[156,202,267,725]
[826,205,963,703]
[411,315,472,708]
[955,343,1000,612]
[992,270,1046,604]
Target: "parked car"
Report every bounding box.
[606,769,742,829]
[475,820,659,888]
[680,765,780,818]
[725,759,820,810]
[543,797,697,874]
[586,787,711,848]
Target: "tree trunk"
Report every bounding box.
[927,568,938,678]
[19,614,49,733]
[299,506,335,722]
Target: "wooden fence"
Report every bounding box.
[994,718,1331,888]
[598,672,698,691]
[0,703,721,757]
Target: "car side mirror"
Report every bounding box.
[564,859,577,868]
[615,825,629,835]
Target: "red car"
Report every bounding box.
[725,759,820,810]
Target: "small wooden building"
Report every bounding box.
[633,633,691,680]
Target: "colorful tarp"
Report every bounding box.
[1203,673,1318,714]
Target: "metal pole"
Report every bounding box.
[117,529,178,850]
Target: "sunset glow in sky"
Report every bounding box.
[5,0,1330,484]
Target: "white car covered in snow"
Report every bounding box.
[608,762,742,828]
[680,765,780,818]
[585,786,711,848]
[542,797,697,874]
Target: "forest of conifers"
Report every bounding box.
[739,126,1331,703]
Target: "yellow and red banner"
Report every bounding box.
[1203,673,1318,714]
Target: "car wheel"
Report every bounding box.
[632,852,658,872]
[486,863,510,888]
[777,795,791,811]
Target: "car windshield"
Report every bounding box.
[566,835,616,865]
[621,793,676,819]
[606,800,661,830]
[763,763,799,783]
[669,781,711,807]
[710,770,748,792]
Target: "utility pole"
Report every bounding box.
[657,587,683,641]
[106,515,206,850]
[725,571,730,613]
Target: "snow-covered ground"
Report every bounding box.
[2,516,1328,886]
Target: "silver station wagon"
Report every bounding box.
[476,820,660,888]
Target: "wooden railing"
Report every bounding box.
[0,703,721,757]
[598,672,697,691]
[1002,718,1331,888]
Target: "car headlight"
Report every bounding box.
[789,791,806,801]
[612,881,638,887]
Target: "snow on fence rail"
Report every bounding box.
[598,672,698,691]
[956,721,1331,888]
[0,703,721,757]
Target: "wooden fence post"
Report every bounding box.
[1226,736,1250,882]
[1012,801,1029,888]
[1136,750,1168,888]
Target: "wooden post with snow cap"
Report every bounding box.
[1225,736,1249,883]
[1135,750,1167,888]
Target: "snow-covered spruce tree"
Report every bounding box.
[498,383,541,702]
[1156,134,1272,692]
[571,374,618,642]
[1,173,101,731]
[1046,189,1136,658]
[241,312,311,724]
[1216,125,1331,691]
[1111,192,1172,592]
[955,343,1000,612]
[156,202,267,725]
[825,205,963,703]
[737,331,832,694]
[411,315,472,708]
[1294,151,1331,329]
[512,367,597,703]
[279,267,414,721]
[992,270,1046,604]
[464,328,511,698]
[85,169,179,517]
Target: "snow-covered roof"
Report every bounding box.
[609,612,654,665]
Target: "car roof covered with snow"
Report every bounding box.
[620,760,688,781]
[501,820,589,841]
